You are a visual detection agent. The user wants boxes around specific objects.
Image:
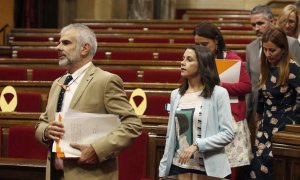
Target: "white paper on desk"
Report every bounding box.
[52,109,121,158]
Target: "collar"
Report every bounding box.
[67,61,92,79]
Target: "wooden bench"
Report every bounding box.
[10,28,255,36]
[183,9,250,15]
[10,46,185,60]
[8,33,256,44]
[0,80,176,114]
[8,43,246,62]
[0,58,181,68]
[0,158,46,180]
[0,81,177,93]
[82,23,252,31]
[9,41,246,51]
[73,18,251,27]
[0,62,181,81]
[0,112,168,179]
[272,124,300,180]
[182,14,250,21]
[8,46,246,61]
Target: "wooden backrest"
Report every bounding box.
[118,131,149,180]
[15,92,42,112]
[32,67,66,81]
[141,69,181,83]
[103,68,138,82]
[144,95,170,116]
[7,126,47,159]
[0,67,27,80]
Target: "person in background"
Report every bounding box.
[35,23,142,180]
[194,22,252,179]
[277,4,299,39]
[246,4,300,128]
[249,27,300,180]
[159,45,234,179]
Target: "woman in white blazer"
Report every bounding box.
[159,45,234,178]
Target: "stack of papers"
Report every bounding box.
[52,110,120,158]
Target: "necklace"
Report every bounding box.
[56,69,87,91]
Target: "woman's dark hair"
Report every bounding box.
[179,45,220,98]
[193,22,226,59]
[259,27,291,88]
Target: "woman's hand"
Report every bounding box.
[178,145,198,164]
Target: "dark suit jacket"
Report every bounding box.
[35,63,142,180]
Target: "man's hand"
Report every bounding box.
[70,143,99,165]
[45,121,65,141]
[178,145,198,164]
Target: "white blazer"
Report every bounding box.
[159,86,234,178]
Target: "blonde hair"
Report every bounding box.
[277,4,299,38]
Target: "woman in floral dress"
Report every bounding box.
[250,27,300,180]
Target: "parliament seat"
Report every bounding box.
[9,35,59,43]
[96,50,182,61]
[144,95,170,116]
[8,31,255,45]
[7,126,47,159]
[15,92,43,112]
[156,51,183,61]
[141,69,181,83]
[128,92,170,116]
[118,131,148,180]
[103,68,138,82]
[97,37,131,43]
[97,37,170,43]
[130,37,170,43]
[224,38,253,44]
[0,67,27,80]
[12,49,57,59]
[100,51,153,60]
[32,67,66,81]
[11,28,255,37]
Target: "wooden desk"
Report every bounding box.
[272,125,300,180]
[11,28,255,36]
[164,173,225,180]
[10,42,246,51]
[0,158,46,180]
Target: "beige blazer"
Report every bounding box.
[35,64,142,180]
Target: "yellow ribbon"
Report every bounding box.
[129,88,147,115]
[0,86,17,112]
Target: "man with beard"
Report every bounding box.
[246,4,300,123]
[35,23,142,180]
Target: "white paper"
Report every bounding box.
[52,109,121,158]
[217,60,241,103]
[218,60,241,83]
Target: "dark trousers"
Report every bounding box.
[50,152,64,180]
[168,164,206,176]
[169,164,231,179]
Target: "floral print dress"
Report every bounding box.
[250,61,300,179]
